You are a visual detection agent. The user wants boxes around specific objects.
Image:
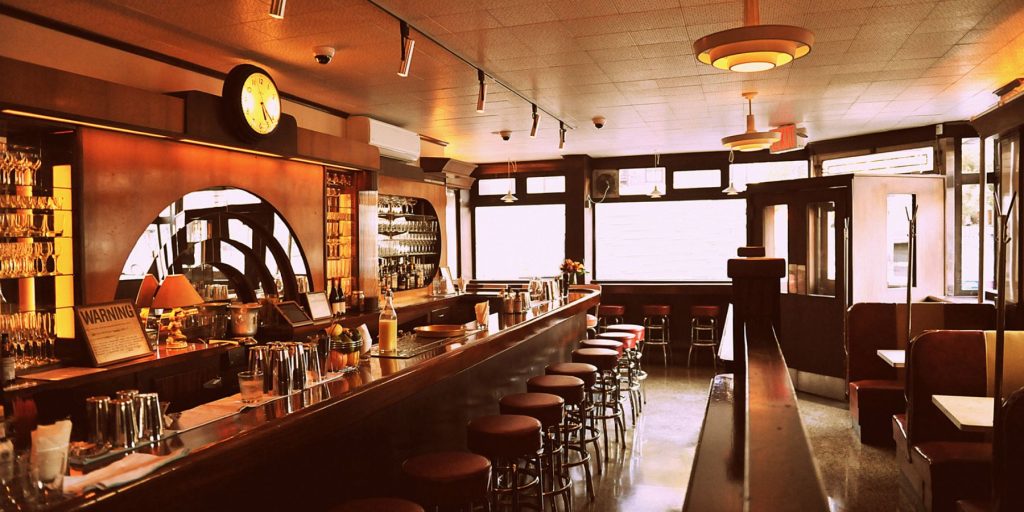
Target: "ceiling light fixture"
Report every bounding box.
[501,159,518,203]
[648,185,663,199]
[529,104,540,138]
[721,92,780,152]
[648,153,663,198]
[269,0,287,19]
[558,121,566,150]
[397,21,415,77]
[476,69,487,113]
[693,0,813,73]
[723,183,740,195]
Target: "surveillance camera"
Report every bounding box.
[499,130,511,141]
[313,46,335,65]
[592,116,606,129]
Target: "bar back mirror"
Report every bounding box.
[117,187,312,303]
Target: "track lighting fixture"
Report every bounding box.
[558,121,566,150]
[397,21,415,77]
[269,0,286,19]
[476,69,487,113]
[529,104,540,138]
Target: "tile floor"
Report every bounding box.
[570,365,910,512]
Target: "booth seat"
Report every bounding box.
[847,302,995,445]
[896,330,990,512]
[955,387,1024,512]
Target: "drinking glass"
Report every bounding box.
[238,371,263,403]
[30,445,68,504]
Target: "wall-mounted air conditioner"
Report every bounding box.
[591,169,619,199]
[351,116,421,162]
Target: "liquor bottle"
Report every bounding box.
[0,334,13,387]
[397,260,407,291]
[378,289,398,353]
[329,279,343,316]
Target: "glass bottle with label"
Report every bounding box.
[378,289,398,354]
[0,334,13,387]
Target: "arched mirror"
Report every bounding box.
[118,187,311,303]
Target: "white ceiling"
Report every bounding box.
[3,0,1024,162]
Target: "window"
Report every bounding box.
[672,170,721,189]
[764,204,789,292]
[822,147,933,175]
[478,178,515,196]
[526,176,565,194]
[886,194,916,288]
[475,205,565,280]
[594,200,746,281]
[618,167,665,196]
[807,202,836,296]
[729,161,808,192]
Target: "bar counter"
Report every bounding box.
[55,288,600,511]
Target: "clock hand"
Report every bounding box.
[261,102,269,121]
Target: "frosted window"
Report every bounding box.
[672,170,721,189]
[595,200,746,281]
[526,176,565,194]
[475,205,565,280]
[478,178,515,196]
[618,168,665,196]
[823,147,933,175]
[730,161,808,192]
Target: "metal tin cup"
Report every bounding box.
[247,345,272,393]
[136,393,162,440]
[84,396,111,446]
[110,398,138,449]
[303,341,322,384]
[285,342,308,391]
[115,389,139,400]
[268,345,293,396]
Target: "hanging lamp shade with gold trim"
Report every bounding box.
[721,92,780,152]
[693,0,813,73]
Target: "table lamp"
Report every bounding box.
[135,273,159,314]
[151,274,204,349]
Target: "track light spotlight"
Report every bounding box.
[558,121,566,150]
[397,21,415,77]
[476,69,487,113]
[269,0,286,19]
[529,104,540,138]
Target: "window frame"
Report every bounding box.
[952,136,999,296]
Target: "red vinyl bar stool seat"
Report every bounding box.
[596,331,636,350]
[467,414,545,511]
[581,338,625,355]
[499,392,571,512]
[401,451,491,510]
[331,498,425,512]
[597,305,625,332]
[690,305,721,371]
[605,323,645,342]
[642,304,672,366]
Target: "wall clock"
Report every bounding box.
[222,64,282,140]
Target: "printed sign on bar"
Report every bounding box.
[76,301,153,367]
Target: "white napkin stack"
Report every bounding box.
[358,323,372,354]
[63,448,189,495]
[32,420,72,482]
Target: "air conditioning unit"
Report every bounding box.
[353,117,421,162]
[591,169,619,199]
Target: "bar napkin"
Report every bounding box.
[475,302,489,330]
[63,448,189,496]
[32,420,72,482]
[358,323,372,354]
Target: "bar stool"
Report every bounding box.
[606,324,647,406]
[585,314,598,339]
[580,338,624,355]
[467,414,544,511]
[596,305,624,332]
[524,376,587,505]
[499,392,571,512]
[331,498,425,512]
[642,305,672,366]
[571,348,626,456]
[689,305,721,370]
[596,331,642,424]
[543,363,600,498]
[401,451,491,512]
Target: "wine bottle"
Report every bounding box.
[329,279,343,316]
[0,334,13,387]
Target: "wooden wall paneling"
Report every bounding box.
[78,128,324,304]
[563,155,590,265]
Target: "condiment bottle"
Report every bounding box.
[378,289,398,353]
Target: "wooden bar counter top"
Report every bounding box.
[55,289,599,511]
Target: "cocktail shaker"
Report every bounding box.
[84,396,111,446]
[110,398,138,449]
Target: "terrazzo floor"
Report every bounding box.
[570,364,909,512]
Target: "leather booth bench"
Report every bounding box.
[847,302,994,445]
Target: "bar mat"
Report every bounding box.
[371,329,481,359]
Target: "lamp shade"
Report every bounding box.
[135,273,159,309]
[151,275,204,309]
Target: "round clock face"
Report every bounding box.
[239,72,281,135]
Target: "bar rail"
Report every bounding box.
[684,257,829,511]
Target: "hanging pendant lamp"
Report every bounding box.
[721,92,780,152]
[693,0,813,73]
[501,159,518,203]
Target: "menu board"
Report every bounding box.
[76,301,153,367]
